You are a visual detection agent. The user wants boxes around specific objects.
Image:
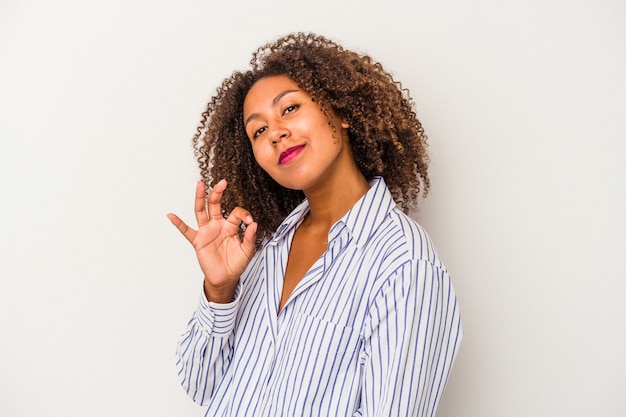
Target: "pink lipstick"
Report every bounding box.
[279,145,305,165]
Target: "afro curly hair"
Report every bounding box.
[192,32,430,244]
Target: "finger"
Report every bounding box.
[241,221,258,259]
[194,181,209,227]
[167,213,197,244]
[206,179,227,222]
[225,206,254,228]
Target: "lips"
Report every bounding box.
[279,145,305,165]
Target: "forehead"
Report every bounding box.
[243,75,303,112]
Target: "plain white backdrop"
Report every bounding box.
[1,0,624,416]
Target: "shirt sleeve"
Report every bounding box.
[175,284,241,405]
[356,259,462,417]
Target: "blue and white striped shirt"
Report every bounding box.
[176,177,462,417]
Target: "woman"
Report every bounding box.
[168,32,462,417]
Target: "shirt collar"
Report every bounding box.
[269,177,396,249]
[269,201,309,244]
[332,176,396,249]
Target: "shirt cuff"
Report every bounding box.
[195,284,241,337]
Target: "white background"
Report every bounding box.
[1,1,624,416]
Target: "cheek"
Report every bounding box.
[251,144,272,169]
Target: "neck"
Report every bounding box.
[303,167,370,231]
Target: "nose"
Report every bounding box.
[269,123,290,146]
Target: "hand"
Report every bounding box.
[167,179,257,303]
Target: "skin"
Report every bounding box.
[169,75,370,311]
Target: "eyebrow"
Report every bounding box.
[244,89,299,127]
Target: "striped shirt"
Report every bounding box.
[176,177,462,417]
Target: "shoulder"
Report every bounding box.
[368,208,447,272]
[363,210,456,315]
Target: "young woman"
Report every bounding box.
[168,32,462,417]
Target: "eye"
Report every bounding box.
[283,104,299,115]
[253,126,267,139]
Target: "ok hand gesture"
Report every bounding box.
[167,180,257,303]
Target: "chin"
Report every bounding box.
[271,176,311,192]
[268,167,327,193]
[275,181,305,192]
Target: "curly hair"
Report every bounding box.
[192,32,430,244]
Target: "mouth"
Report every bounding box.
[279,145,305,165]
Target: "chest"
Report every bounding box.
[279,225,328,312]
[228,243,370,416]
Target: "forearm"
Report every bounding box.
[176,286,240,404]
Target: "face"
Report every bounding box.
[243,75,352,192]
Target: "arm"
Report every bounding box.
[175,286,240,405]
[357,260,462,417]
[168,180,257,402]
